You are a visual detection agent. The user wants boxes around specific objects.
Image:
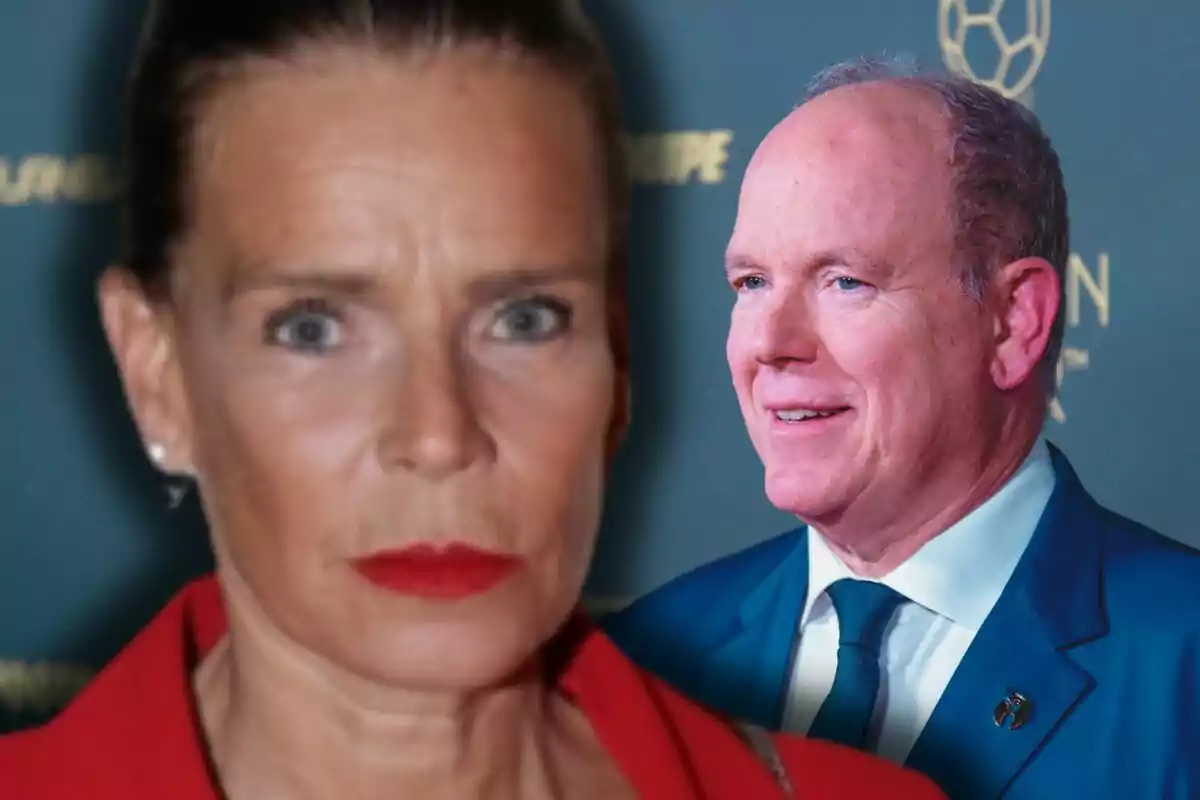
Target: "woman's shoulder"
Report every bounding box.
[569,621,944,798]
[0,578,225,799]
[766,729,945,798]
[647,679,944,798]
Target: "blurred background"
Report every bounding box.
[3,0,1198,730]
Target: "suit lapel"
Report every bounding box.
[702,530,809,728]
[906,446,1109,798]
[904,591,1095,797]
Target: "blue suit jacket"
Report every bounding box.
[604,448,1200,798]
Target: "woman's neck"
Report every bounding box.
[192,622,622,800]
[188,565,632,800]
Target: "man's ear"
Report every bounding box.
[97,267,193,474]
[989,256,1061,391]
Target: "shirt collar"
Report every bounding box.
[802,438,1056,632]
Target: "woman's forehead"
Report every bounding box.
[182,49,608,280]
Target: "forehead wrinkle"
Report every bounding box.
[185,84,441,290]
[179,46,607,322]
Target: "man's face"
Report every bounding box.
[725,84,1001,539]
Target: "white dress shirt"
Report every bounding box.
[782,439,1057,764]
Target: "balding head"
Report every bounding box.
[764,78,952,165]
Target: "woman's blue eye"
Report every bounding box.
[490,296,571,342]
[265,299,344,353]
[737,276,767,292]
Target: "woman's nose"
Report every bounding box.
[375,346,495,480]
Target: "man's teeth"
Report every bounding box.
[774,409,841,422]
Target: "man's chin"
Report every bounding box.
[764,471,846,522]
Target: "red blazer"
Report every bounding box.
[0,577,941,799]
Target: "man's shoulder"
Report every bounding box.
[600,526,805,685]
[1096,507,1200,625]
[1048,450,1200,630]
[604,527,805,632]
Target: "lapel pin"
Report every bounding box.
[993,690,1031,730]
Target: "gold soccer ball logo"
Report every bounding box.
[938,0,1051,101]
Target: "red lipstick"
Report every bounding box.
[352,543,522,600]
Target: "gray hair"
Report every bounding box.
[804,55,1068,390]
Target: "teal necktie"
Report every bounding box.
[806,579,904,750]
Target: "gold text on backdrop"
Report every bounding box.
[625,130,734,185]
[0,154,120,205]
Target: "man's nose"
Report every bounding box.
[376,344,494,480]
[748,291,820,367]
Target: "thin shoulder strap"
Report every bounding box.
[735,722,797,799]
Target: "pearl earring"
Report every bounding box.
[147,442,166,466]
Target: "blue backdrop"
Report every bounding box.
[3,0,1198,729]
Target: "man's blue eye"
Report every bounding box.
[834,276,865,291]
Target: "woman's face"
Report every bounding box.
[105,46,617,690]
